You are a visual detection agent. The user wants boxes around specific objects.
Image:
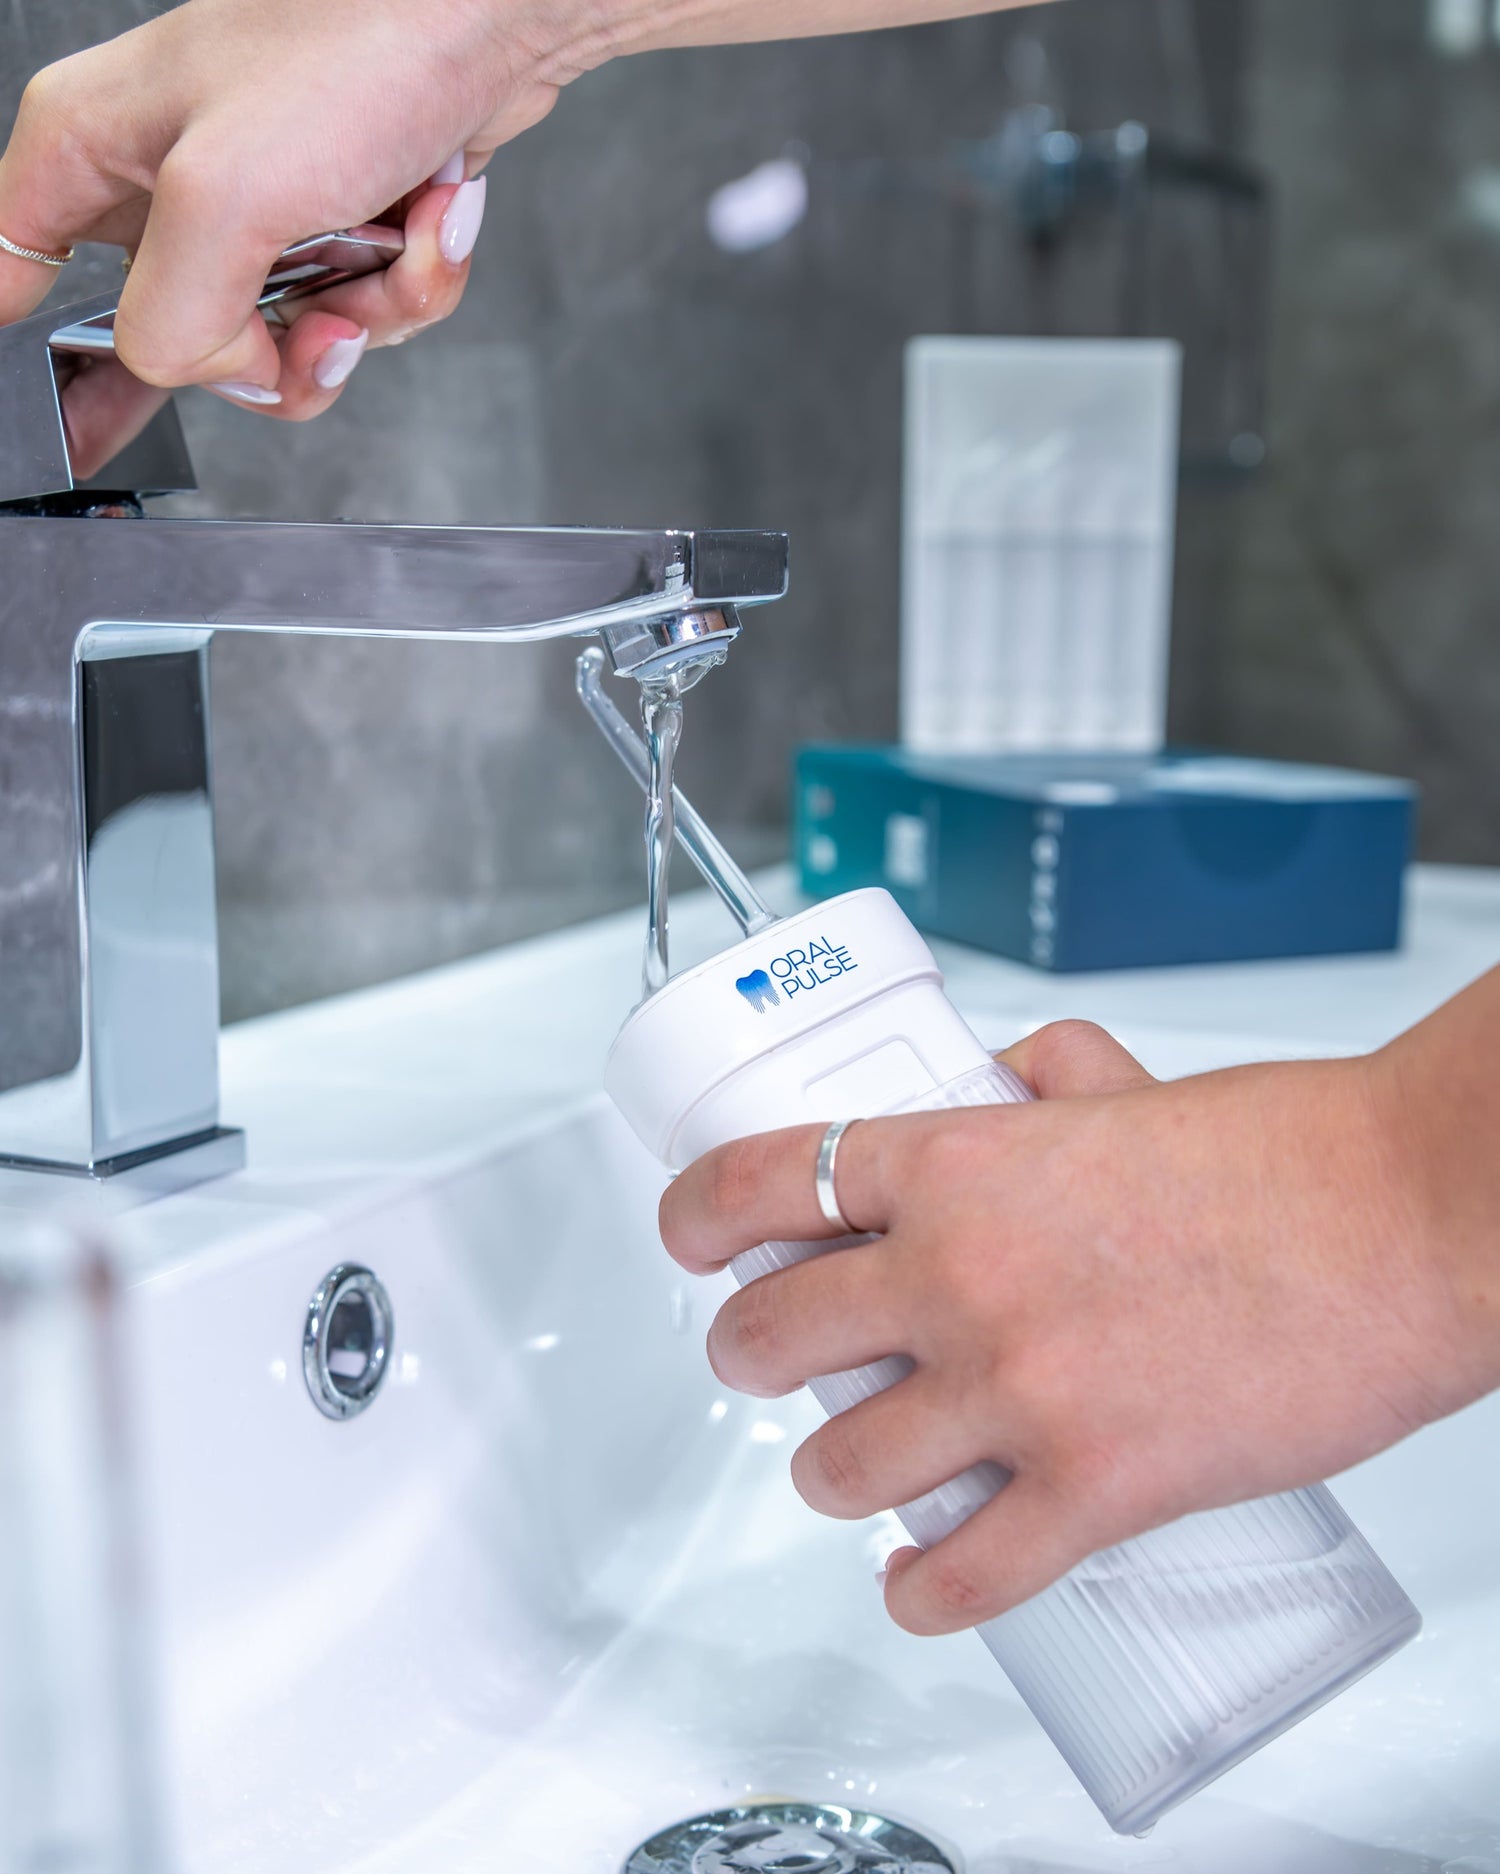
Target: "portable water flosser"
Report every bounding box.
[585,671,1421,1836]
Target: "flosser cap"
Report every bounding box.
[605,888,993,1168]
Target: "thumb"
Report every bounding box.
[997,1020,1156,1100]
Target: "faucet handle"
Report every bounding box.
[0,225,405,507]
[46,224,406,357]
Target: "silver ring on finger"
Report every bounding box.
[0,230,74,268]
[815,1118,861,1232]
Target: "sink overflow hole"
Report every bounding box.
[304,1264,394,1420]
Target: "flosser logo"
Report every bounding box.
[735,935,857,1014]
[734,968,780,1013]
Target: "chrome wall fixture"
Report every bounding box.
[302,1264,395,1422]
[0,236,790,1191]
[978,110,1273,475]
[789,110,1271,478]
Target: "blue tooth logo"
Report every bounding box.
[735,968,780,1014]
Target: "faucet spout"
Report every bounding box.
[45,514,781,651]
[0,512,788,1181]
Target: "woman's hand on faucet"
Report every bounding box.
[0,0,1053,474]
[658,1003,1500,1635]
[0,0,545,472]
[37,179,481,476]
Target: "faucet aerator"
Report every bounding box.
[599,606,742,689]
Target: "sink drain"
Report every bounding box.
[622,1802,958,1873]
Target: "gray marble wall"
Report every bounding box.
[1197,0,1500,865]
[10,0,1491,1023]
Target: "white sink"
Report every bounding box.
[12,866,1500,1873]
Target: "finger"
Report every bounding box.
[706,1246,907,1397]
[661,1118,904,1274]
[222,311,370,422]
[882,1471,1112,1634]
[59,357,171,479]
[111,134,285,392]
[287,179,484,350]
[791,1368,1004,1521]
[381,145,476,216]
[0,244,71,327]
[996,1020,1156,1100]
[0,67,138,325]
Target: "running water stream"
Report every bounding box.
[641,676,684,1000]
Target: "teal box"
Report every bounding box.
[794,747,1415,971]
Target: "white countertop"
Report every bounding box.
[929,859,1500,1066]
[219,857,1500,1150]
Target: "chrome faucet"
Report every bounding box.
[0,234,789,1188]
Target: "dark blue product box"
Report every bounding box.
[795,746,1416,971]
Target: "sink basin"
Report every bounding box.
[9,866,1500,1872]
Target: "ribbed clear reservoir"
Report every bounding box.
[730,1060,1420,1835]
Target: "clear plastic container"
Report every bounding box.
[606,888,1420,1833]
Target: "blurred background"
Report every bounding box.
[6,0,1500,1019]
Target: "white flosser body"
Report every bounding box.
[605,887,1420,1835]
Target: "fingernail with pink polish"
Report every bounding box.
[209,381,282,405]
[439,176,487,266]
[313,328,369,391]
[430,151,466,187]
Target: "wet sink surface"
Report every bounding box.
[61,866,1500,1872]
